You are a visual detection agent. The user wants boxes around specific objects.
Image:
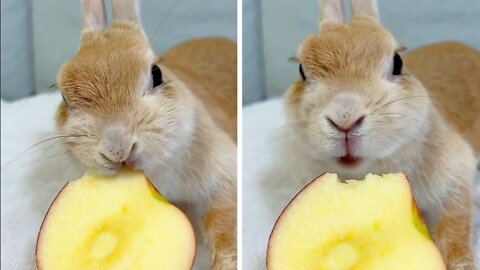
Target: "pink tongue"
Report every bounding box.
[339,154,359,167]
[341,154,355,162]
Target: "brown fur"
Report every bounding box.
[302,17,394,83]
[161,38,237,141]
[59,22,149,115]
[436,185,474,268]
[404,42,480,156]
[203,179,237,269]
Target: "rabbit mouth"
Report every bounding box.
[337,154,362,168]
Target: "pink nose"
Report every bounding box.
[326,116,365,133]
[100,142,136,163]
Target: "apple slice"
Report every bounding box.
[36,168,195,270]
[267,173,446,270]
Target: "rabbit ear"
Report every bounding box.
[350,0,379,20]
[319,0,344,27]
[80,0,106,46]
[81,0,107,32]
[112,0,141,24]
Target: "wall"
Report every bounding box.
[32,0,237,95]
[243,0,480,104]
[1,0,236,100]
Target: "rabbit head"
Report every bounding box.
[56,0,196,174]
[285,0,431,172]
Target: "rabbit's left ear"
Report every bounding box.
[350,0,379,21]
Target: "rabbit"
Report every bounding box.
[283,0,479,269]
[54,0,237,269]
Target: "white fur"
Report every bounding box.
[290,78,431,164]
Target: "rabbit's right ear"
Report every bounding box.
[80,0,106,45]
[350,0,379,20]
[319,0,344,28]
[112,0,141,24]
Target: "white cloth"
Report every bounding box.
[242,98,480,269]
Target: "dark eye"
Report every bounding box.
[392,52,403,76]
[151,64,163,88]
[299,64,307,81]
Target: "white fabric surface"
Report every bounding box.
[243,98,480,269]
[0,92,210,269]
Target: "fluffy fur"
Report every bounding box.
[284,0,478,269]
[55,0,237,269]
[403,42,480,157]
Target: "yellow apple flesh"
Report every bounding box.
[267,173,446,270]
[36,168,195,270]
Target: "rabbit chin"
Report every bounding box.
[311,155,377,181]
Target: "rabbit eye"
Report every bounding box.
[299,64,307,81]
[151,64,164,88]
[392,52,403,76]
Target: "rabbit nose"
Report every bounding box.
[326,93,366,133]
[327,115,365,133]
[100,126,136,163]
[100,142,136,163]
